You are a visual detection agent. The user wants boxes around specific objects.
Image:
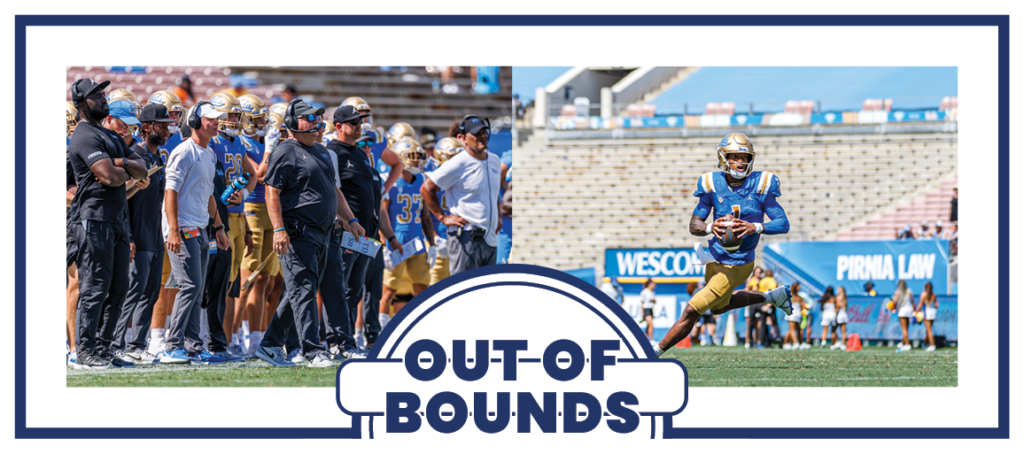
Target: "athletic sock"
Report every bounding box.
[149,329,166,354]
[654,345,666,357]
[248,331,263,352]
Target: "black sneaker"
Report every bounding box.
[103,350,136,368]
[73,352,112,370]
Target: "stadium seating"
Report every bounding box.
[223,66,512,132]
[66,66,249,101]
[837,177,957,240]
[650,67,958,114]
[512,132,958,273]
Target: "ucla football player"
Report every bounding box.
[426,137,465,285]
[378,138,436,328]
[654,133,792,357]
[340,97,405,193]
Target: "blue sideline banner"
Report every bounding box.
[605,248,707,279]
[764,240,950,295]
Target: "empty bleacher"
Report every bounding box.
[837,177,957,240]
[513,132,958,273]
[65,66,279,102]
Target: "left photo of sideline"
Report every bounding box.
[64,66,513,386]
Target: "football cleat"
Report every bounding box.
[716,132,756,179]
[764,286,793,316]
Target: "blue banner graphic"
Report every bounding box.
[605,248,706,279]
[763,240,950,296]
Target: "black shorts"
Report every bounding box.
[643,308,654,318]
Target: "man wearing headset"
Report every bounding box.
[422,115,502,275]
[256,100,365,367]
[159,101,231,365]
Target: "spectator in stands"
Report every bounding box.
[639,279,657,341]
[917,221,933,239]
[743,267,763,348]
[935,220,950,240]
[915,282,939,352]
[222,80,247,98]
[897,223,915,240]
[950,185,958,222]
[172,74,196,107]
[891,279,915,351]
[783,282,806,350]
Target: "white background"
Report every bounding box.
[0,0,1021,451]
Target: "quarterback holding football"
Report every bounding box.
[654,133,793,357]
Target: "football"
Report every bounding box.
[719,214,743,251]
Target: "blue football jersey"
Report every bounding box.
[211,133,248,214]
[386,173,427,248]
[238,134,266,203]
[157,132,184,165]
[693,170,784,266]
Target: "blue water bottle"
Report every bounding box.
[221,172,251,205]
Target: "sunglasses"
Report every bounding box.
[356,139,374,148]
[344,120,361,127]
[298,114,321,122]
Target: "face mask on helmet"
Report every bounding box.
[219,112,243,136]
[433,137,466,165]
[395,139,426,174]
[716,133,755,179]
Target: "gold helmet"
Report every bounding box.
[107,88,140,111]
[237,94,269,137]
[268,112,287,134]
[716,132,756,179]
[393,138,426,175]
[433,137,465,165]
[340,96,373,129]
[386,122,417,149]
[66,101,79,138]
[269,102,288,118]
[207,92,244,136]
[324,120,336,135]
[146,90,185,134]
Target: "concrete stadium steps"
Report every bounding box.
[225,66,512,132]
[515,132,957,274]
[837,177,957,240]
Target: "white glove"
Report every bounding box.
[428,245,437,268]
[434,236,448,259]
[694,242,717,265]
[383,248,395,271]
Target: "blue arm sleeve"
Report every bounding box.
[762,194,790,234]
[692,193,713,219]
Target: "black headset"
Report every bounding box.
[284,99,323,133]
[187,100,213,130]
[457,114,490,135]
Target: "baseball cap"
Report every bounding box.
[292,100,326,118]
[196,102,227,120]
[333,105,369,124]
[71,78,111,102]
[108,99,140,125]
[138,104,176,123]
[462,116,488,135]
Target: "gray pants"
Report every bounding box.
[112,249,164,351]
[447,227,497,275]
[166,229,210,355]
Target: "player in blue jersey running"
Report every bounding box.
[378,138,436,327]
[654,133,793,357]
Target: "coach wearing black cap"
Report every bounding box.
[257,99,365,368]
[67,79,149,369]
[323,105,401,355]
[422,115,502,275]
[109,104,176,364]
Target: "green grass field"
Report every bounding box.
[66,346,957,387]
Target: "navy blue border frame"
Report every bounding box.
[16,14,1008,439]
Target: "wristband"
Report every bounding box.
[754,223,764,234]
[213,225,224,233]
[348,218,359,225]
[273,227,286,232]
[388,236,396,243]
[705,224,714,235]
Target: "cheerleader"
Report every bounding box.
[891,280,915,351]
[915,282,938,352]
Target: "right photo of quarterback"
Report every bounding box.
[513,66,958,387]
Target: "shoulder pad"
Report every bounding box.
[756,172,781,196]
[694,171,717,196]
